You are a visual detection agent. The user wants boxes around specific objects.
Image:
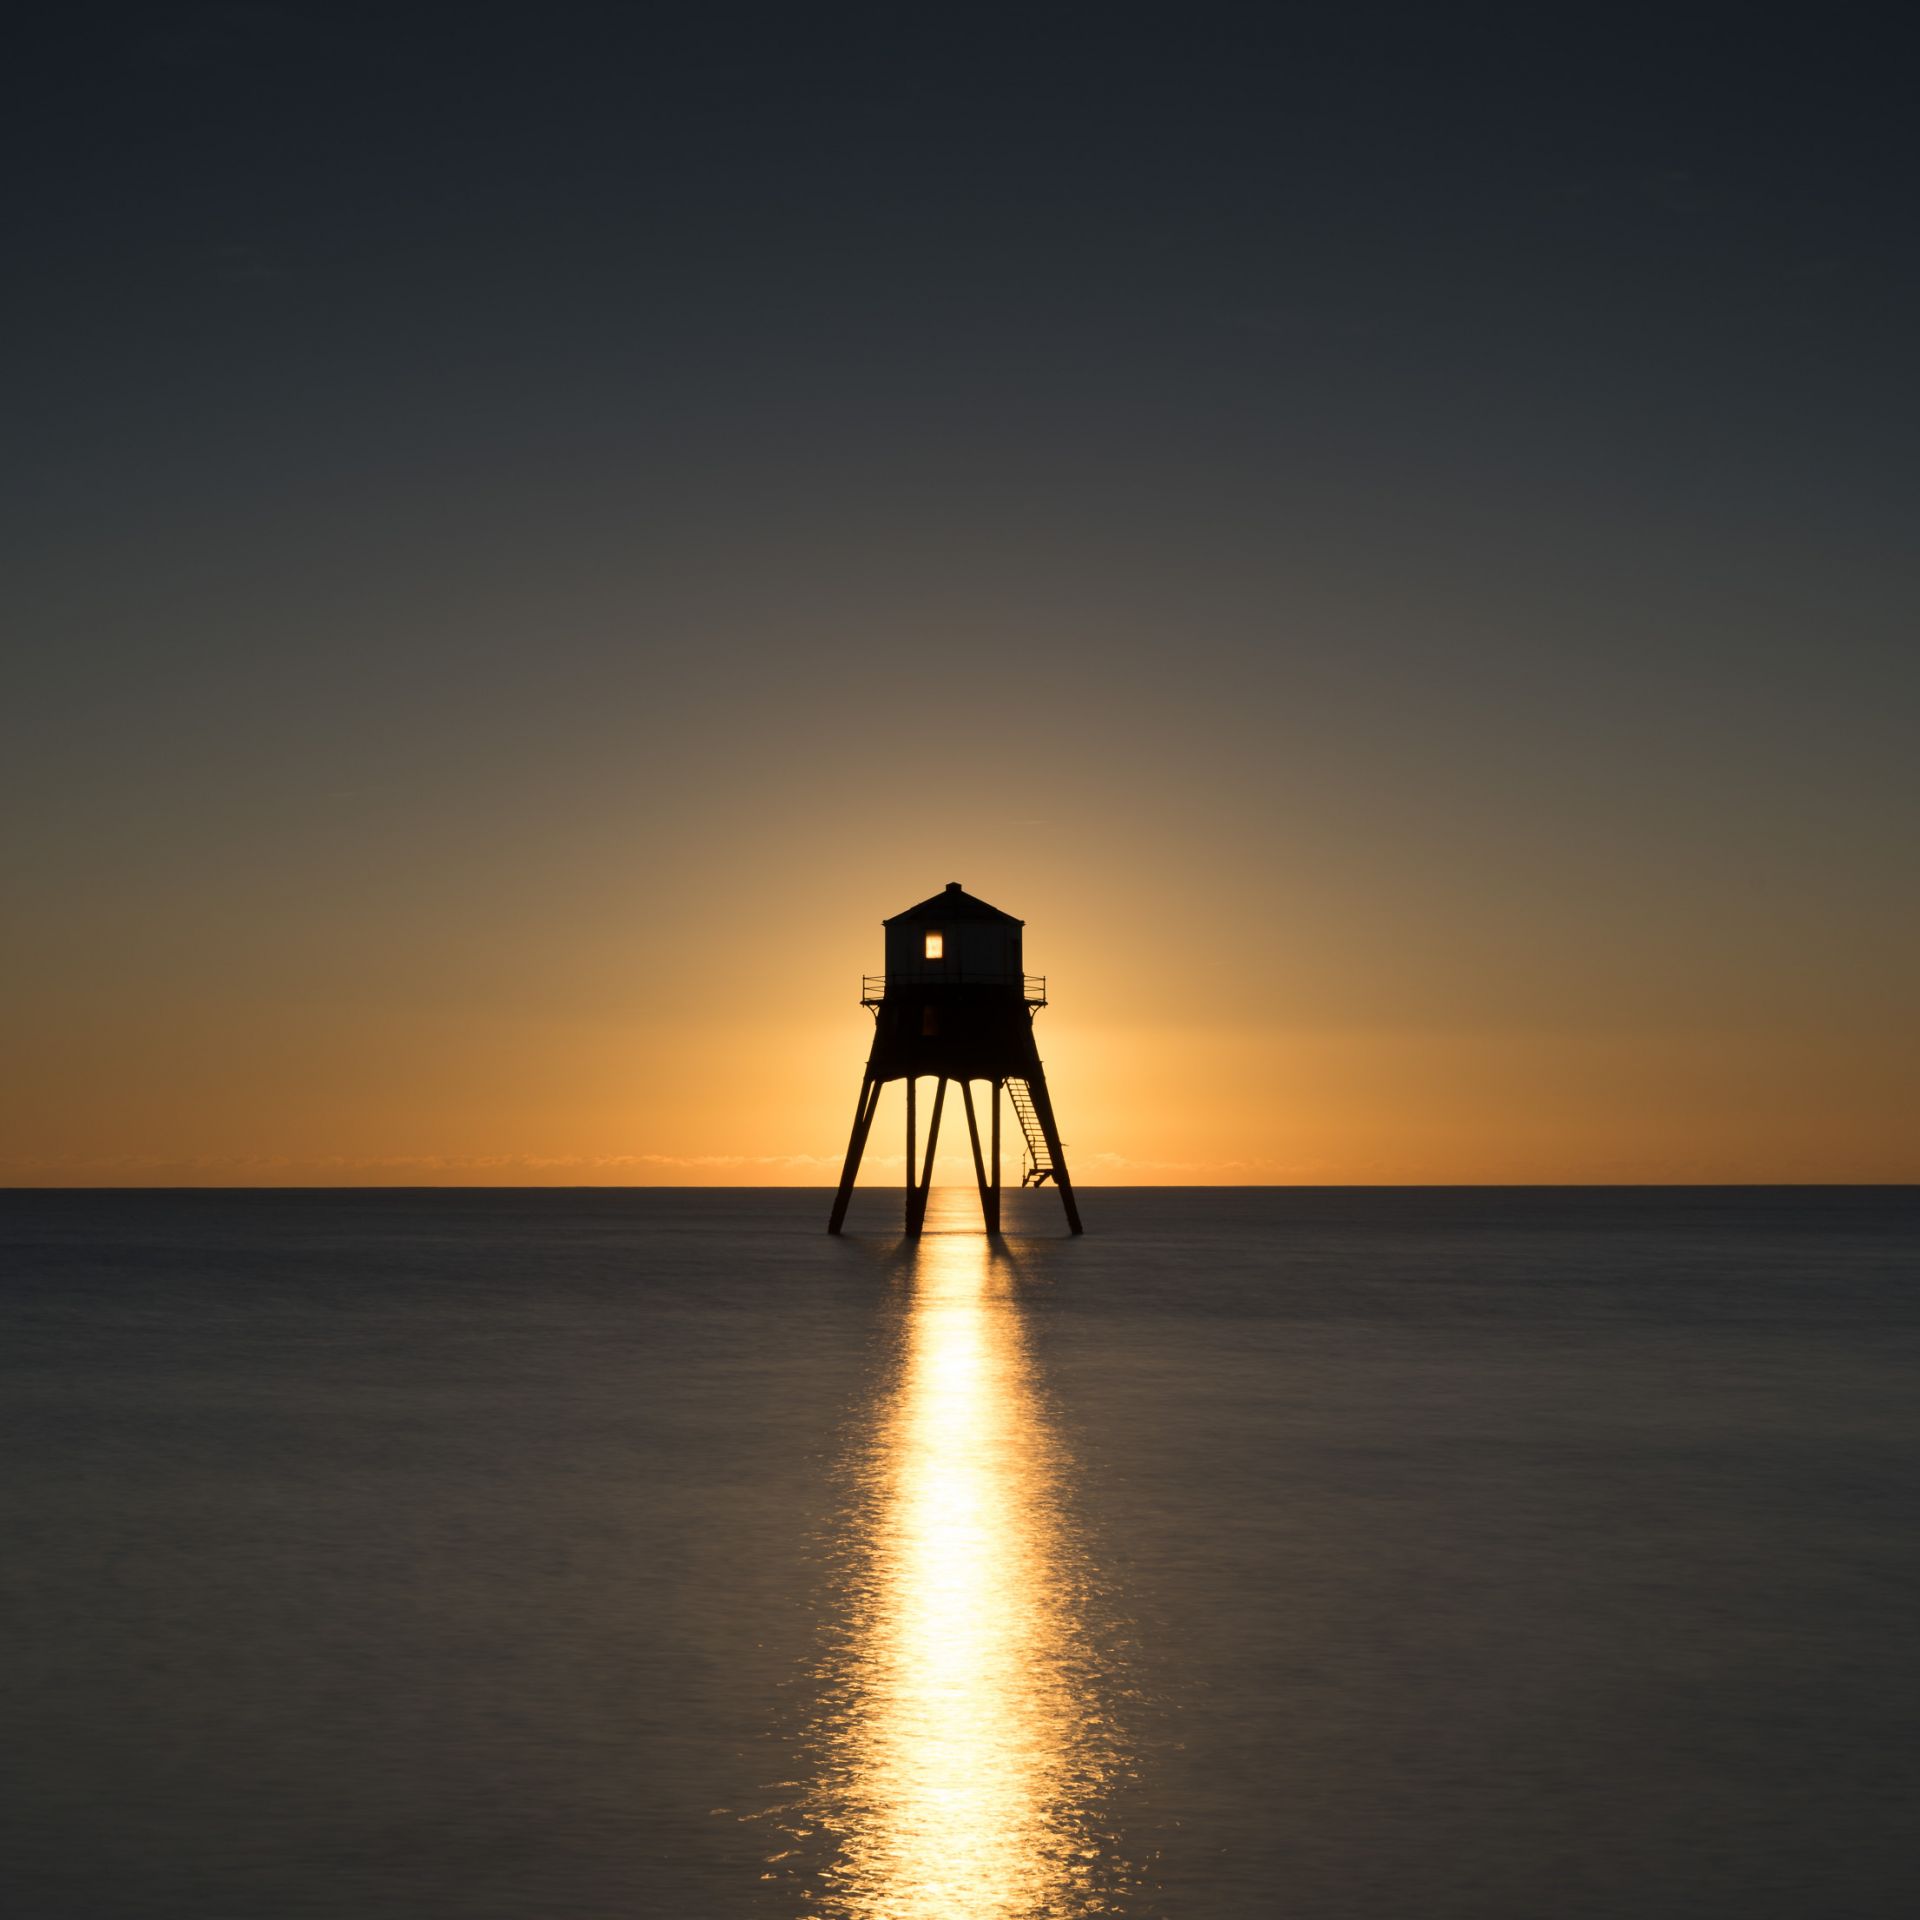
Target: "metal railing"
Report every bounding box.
[862,972,1046,1006]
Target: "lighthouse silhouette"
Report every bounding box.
[827,883,1083,1236]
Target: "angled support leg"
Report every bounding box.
[827,1073,883,1234]
[1026,1069,1083,1235]
[907,1076,947,1237]
[961,1079,992,1232]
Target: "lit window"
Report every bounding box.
[924,931,944,959]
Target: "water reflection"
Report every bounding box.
[800,1209,1130,1917]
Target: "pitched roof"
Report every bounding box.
[884,881,1024,926]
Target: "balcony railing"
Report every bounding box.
[862,972,1046,1007]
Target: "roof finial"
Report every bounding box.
[946,880,962,892]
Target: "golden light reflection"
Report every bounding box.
[799,1203,1130,1916]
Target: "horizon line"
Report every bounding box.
[3,1181,1915,1195]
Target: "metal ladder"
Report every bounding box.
[1004,1076,1057,1186]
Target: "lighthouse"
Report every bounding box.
[826,882,1082,1236]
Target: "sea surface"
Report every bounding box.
[3,1186,1917,1919]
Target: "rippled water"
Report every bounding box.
[3,1186,1917,1917]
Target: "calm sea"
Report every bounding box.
[3,1187,1916,1918]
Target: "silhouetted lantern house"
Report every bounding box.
[827,883,1082,1236]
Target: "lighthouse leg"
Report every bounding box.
[990,1077,1002,1233]
[904,1076,917,1233]
[827,1073,882,1235]
[907,1076,947,1237]
[961,1079,992,1232]
[1026,1069,1083,1235]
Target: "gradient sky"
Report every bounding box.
[6,4,1916,1184]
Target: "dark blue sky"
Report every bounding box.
[18,6,1920,541]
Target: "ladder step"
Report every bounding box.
[1003,1074,1054,1187]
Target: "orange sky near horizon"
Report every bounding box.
[8,762,1915,1186]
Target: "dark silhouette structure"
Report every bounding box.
[827,883,1082,1236]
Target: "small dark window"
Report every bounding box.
[920,1006,940,1036]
